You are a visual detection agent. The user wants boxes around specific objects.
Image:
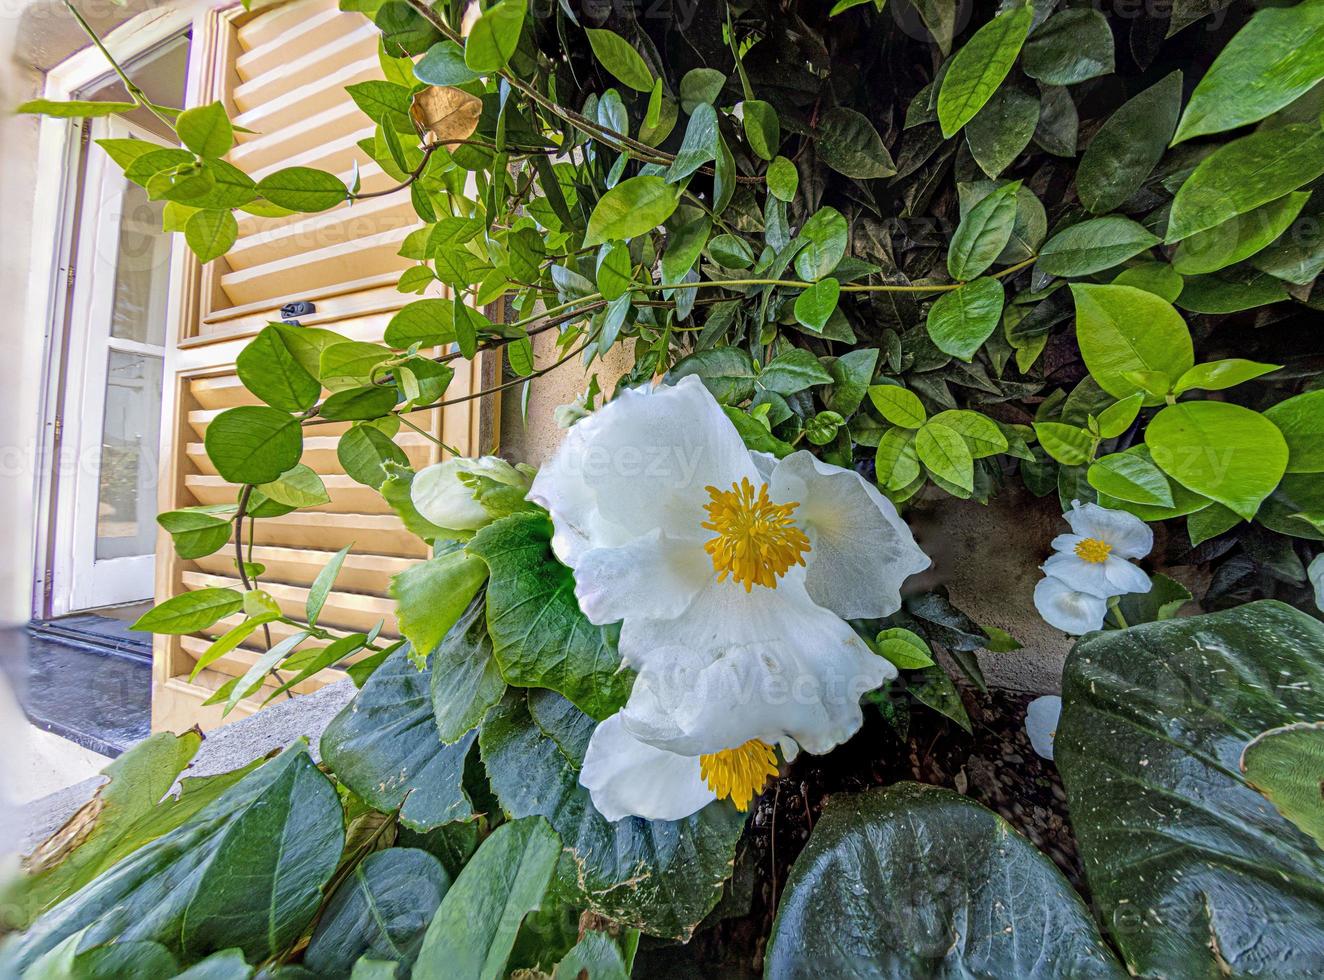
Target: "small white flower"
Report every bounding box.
[530,375,931,821]
[1025,695,1062,761]
[1310,553,1324,613]
[1034,576,1109,635]
[412,455,531,531]
[1041,500,1154,599]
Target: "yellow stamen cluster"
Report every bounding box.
[702,478,810,591]
[1074,537,1113,564]
[699,740,780,811]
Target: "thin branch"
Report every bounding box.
[233,484,291,697]
[62,0,177,129]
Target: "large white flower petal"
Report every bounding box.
[1102,556,1152,597]
[527,417,633,566]
[617,576,895,757]
[769,451,930,619]
[1034,576,1108,635]
[1025,695,1062,761]
[572,529,713,626]
[532,376,756,547]
[579,713,714,822]
[1042,551,1122,599]
[1063,500,1153,559]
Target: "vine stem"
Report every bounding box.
[233,485,293,696]
[62,0,177,129]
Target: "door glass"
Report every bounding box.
[95,350,164,560]
[109,181,169,345]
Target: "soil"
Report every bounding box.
[633,686,1082,978]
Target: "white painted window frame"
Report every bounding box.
[27,2,205,619]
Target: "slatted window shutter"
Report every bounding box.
[152,0,495,731]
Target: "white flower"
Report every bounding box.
[1034,500,1153,636]
[1025,695,1062,761]
[530,375,931,822]
[412,456,531,531]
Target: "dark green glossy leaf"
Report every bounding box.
[1037,216,1159,277]
[765,784,1124,978]
[1076,71,1183,215]
[235,325,321,413]
[204,406,303,485]
[816,106,895,179]
[936,5,1034,137]
[926,277,1003,362]
[1058,602,1324,977]
[1022,8,1114,86]
[964,86,1039,178]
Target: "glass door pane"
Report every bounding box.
[95,350,164,561]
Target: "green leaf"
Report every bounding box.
[929,409,1008,458]
[1037,216,1159,277]
[724,406,796,458]
[1146,401,1288,520]
[868,385,927,428]
[947,180,1019,280]
[183,209,237,263]
[430,594,505,743]
[824,348,878,417]
[1034,421,1094,466]
[665,102,720,183]
[742,99,780,161]
[665,346,756,404]
[131,587,243,635]
[1264,389,1324,474]
[1175,2,1324,143]
[1166,124,1324,242]
[1172,358,1279,395]
[203,405,303,485]
[479,690,746,939]
[1172,191,1311,276]
[1070,283,1193,405]
[1094,445,1213,522]
[257,463,329,508]
[1241,721,1324,850]
[305,849,450,977]
[936,5,1034,138]
[320,385,400,422]
[463,0,525,72]
[347,80,415,133]
[766,156,798,202]
[916,421,974,492]
[873,627,934,669]
[412,817,560,980]
[339,423,409,489]
[925,277,1004,362]
[793,207,848,281]
[1022,8,1114,85]
[585,29,653,92]
[678,67,724,111]
[909,665,972,731]
[765,784,1124,978]
[1057,602,1324,977]
[815,106,895,179]
[385,298,456,348]
[965,86,1040,178]
[1187,501,1242,545]
[793,278,840,332]
[759,348,834,395]
[175,101,234,158]
[321,645,476,831]
[18,98,138,118]
[320,340,395,390]
[874,426,921,491]
[467,513,632,720]
[415,40,482,85]
[1110,261,1184,302]
[235,325,321,413]
[584,175,681,247]
[1094,392,1143,439]
[305,543,351,627]
[255,167,348,212]
[157,508,233,561]
[1088,452,1174,507]
[2,746,343,973]
[393,548,489,657]
[1077,71,1183,214]
[1175,272,1289,313]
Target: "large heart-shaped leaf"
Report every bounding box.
[1057,601,1324,977]
[466,513,633,720]
[765,783,1124,978]
[320,644,475,832]
[3,746,343,973]
[478,690,746,940]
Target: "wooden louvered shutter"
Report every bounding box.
[151,0,496,731]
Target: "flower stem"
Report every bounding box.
[1108,597,1130,629]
